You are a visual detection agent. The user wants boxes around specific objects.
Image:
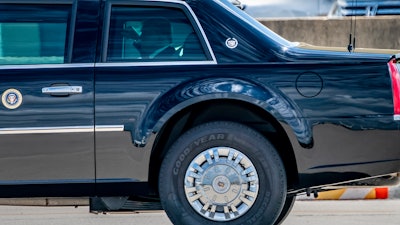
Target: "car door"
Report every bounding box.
[94,0,215,189]
[0,1,95,193]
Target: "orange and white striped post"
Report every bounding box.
[314,187,389,200]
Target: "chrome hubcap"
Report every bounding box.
[184,147,259,221]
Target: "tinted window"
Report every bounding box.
[107,5,207,62]
[0,4,71,65]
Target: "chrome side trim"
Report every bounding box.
[0,125,124,134]
[0,126,94,134]
[95,125,125,132]
[96,60,217,68]
[0,63,94,70]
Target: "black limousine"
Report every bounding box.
[0,0,399,224]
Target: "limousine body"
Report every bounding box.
[0,0,399,224]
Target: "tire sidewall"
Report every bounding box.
[159,122,286,225]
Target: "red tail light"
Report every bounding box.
[388,55,400,121]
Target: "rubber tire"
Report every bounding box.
[274,196,296,225]
[159,121,287,225]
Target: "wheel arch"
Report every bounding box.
[148,99,299,194]
[133,77,312,148]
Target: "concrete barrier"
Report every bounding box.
[259,16,400,50]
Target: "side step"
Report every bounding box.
[89,196,163,213]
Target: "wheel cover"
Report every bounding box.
[184,147,259,221]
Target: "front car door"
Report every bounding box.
[0,0,95,196]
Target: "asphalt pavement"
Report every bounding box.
[1,199,400,225]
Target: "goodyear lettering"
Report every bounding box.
[173,134,225,175]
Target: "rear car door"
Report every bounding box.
[0,1,95,193]
[94,0,214,188]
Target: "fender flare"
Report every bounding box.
[133,77,313,148]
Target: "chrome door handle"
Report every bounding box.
[42,86,83,95]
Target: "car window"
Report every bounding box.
[0,4,71,65]
[106,5,208,62]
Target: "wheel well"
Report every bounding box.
[148,99,299,194]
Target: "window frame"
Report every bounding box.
[101,0,216,64]
[0,0,76,65]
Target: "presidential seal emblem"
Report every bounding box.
[2,89,23,110]
[225,37,238,49]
